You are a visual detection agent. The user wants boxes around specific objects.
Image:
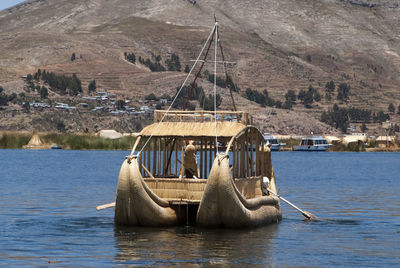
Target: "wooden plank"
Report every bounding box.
[244,136,248,177]
[139,153,143,175]
[232,141,236,178]
[208,139,212,178]
[235,142,239,178]
[158,138,161,176]
[250,133,253,176]
[240,138,245,178]
[200,139,204,178]
[152,139,156,175]
[163,139,167,176]
[204,140,208,178]
[147,141,151,177]
[174,139,178,175]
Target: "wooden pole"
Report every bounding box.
[208,139,212,178]
[183,26,217,110]
[174,139,178,175]
[250,133,254,176]
[240,139,245,178]
[200,138,204,178]
[96,202,115,210]
[158,138,161,176]
[147,140,151,176]
[152,138,157,175]
[142,164,155,179]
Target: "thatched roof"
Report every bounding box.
[140,121,247,138]
[99,129,123,139]
[342,135,367,144]
[376,136,396,142]
[27,134,43,146]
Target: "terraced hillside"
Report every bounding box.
[0,0,399,134]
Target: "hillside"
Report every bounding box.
[0,0,399,135]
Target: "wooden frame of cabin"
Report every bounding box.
[131,110,269,205]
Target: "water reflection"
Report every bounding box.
[114,224,279,265]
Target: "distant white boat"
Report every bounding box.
[293,136,331,151]
[263,134,285,151]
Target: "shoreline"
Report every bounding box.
[1,131,399,152]
[0,131,137,150]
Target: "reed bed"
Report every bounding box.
[0,132,137,150]
[0,133,31,149]
[42,133,137,150]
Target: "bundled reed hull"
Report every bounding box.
[197,154,282,228]
[115,156,178,227]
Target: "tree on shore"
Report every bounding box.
[388,103,395,113]
[184,65,190,73]
[116,100,125,110]
[337,83,350,102]
[283,90,296,109]
[88,80,96,93]
[40,86,48,99]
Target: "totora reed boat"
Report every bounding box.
[112,22,282,228]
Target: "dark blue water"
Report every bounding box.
[0,150,399,267]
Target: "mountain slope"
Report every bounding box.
[0,0,399,134]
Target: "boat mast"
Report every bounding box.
[183,25,216,110]
[213,22,219,154]
[217,29,237,112]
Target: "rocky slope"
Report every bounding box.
[0,0,399,134]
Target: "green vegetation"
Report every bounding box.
[171,83,222,111]
[244,88,281,108]
[203,71,240,92]
[388,103,395,113]
[184,65,190,73]
[321,104,350,133]
[337,83,350,102]
[27,69,82,96]
[321,104,391,133]
[88,80,96,93]
[145,93,158,101]
[0,132,137,150]
[124,52,136,64]
[42,133,137,150]
[115,100,126,110]
[329,141,366,152]
[39,86,48,99]
[0,85,18,106]
[0,133,31,148]
[325,80,335,101]
[298,85,320,108]
[138,55,166,72]
[165,53,181,71]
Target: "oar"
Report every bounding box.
[267,189,317,221]
[96,202,115,210]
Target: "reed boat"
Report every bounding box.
[113,21,282,228]
[115,110,281,228]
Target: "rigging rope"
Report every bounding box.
[133,24,217,157]
[214,22,219,155]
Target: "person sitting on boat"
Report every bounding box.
[181,140,199,179]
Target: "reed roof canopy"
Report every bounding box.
[138,110,256,139]
[140,121,247,138]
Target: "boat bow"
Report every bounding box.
[197,153,281,228]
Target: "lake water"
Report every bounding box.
[0,150,399,267]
